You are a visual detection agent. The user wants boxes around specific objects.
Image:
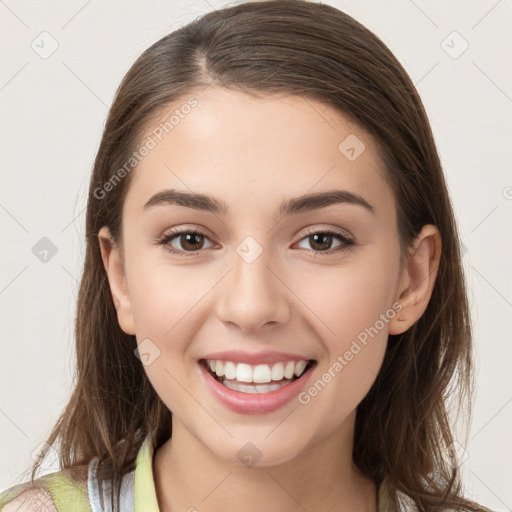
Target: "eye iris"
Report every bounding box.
[310,233,332,251]
[181,233,204,251]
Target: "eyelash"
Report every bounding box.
[156,226,355,258]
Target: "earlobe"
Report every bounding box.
[389,225,442,335]
[98,226,136,335]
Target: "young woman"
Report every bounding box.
[0,1,494,510]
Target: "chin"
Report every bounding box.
[202,428,315,469]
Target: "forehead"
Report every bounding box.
[125,87,393,219]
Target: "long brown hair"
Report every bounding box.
[28,1,487,509]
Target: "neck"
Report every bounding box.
[153,411,377,512]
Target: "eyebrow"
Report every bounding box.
[143,188,375,216]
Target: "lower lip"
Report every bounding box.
[198,360,315,415]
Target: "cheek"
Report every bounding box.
[294,289,392,437]
[292,250,399,412]
[294,252,399,346]
[127,263,212,422]
[127,257,210,340]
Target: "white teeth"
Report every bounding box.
[256,383,283,393]
[283,361,295,379]
[253,364,272,383]
[294,360,307,377]
[223,380,289,393]
[205,358,310,384]
[224,361,236,380]
[236,363,253,383]
[215,360,224,377]
[271,362,284,381]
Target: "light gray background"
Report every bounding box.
[1,0,511,510]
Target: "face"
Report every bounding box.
[100,86,416,467]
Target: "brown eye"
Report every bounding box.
[306,233,336,252]
[295,228,355,255]
[158,229,214,255]
[176,232,206,251]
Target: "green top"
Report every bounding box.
[133,436,160,512]
[0,436,394,511]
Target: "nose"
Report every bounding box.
[215,241,291,333]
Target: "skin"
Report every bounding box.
[99,87,441,512]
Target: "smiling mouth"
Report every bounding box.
[199,358,316,394]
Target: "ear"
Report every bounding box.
[389,224,442,335]
[98,226,136,335]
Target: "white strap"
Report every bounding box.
[87,456,135,512]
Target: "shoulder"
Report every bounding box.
[0,468,91,512]
[0,485,56,511]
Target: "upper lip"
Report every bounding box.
[201,350,315,366]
